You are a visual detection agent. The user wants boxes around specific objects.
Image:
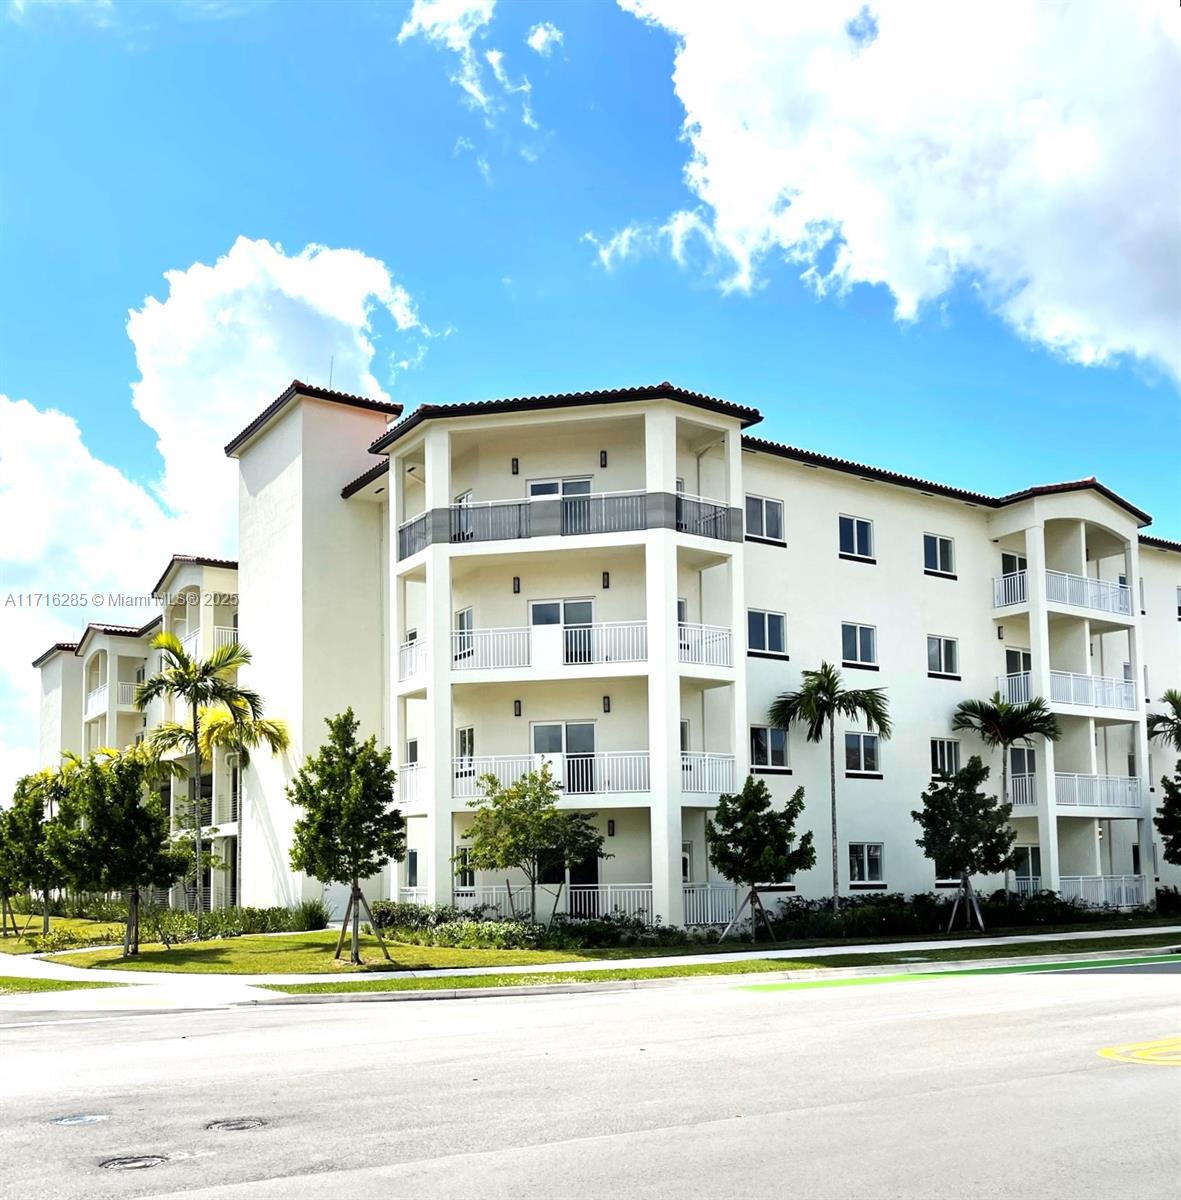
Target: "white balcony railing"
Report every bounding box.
[563,621,648,664]
[1007,773,1037,807]
[214,625,238,649]
[1050,671,1136,711]
[678,623,734,668]
[1054,773,1142,809]
[452,752,651,798]
[993,570,1028,607]
[452,627,530,670]
[180,629,200,659]
[396,887,428,905]
[398,639,428,681]
[84,682,108,719]
[398,763,426,806]
[1059,875,1145,908]
[683,882,741,926]
[1013,876,1042,897]
[1045,571,1132,616]
[453,884,654,922]
[681,752,737,795]
[997,671,1032,703]
[116,681,138,707]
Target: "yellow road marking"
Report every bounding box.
[1098,1035,1181,1067]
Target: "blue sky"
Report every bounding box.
[0,0,1178,788]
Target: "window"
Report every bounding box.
[1176,586,1180,621]
[1131,844,1141,876]
[1001,551,1027,575]
[750,726,789,769]
[454,607,474,660]
[841,622,876,667]
[748,609,787,655]
[1013,845,1040,883]
[849,842,884,883]
[924,534,955,576]
[456,847,474,889]
[845,732,880,774]
[681,841,693,883]
[745,494,784,543]
[927,635,959,677]
[839,515,874,560]
[455,727,475,775]
[405,738,419,766]
[528,477,591,498]
[1010,745,1036,777]
[930,738,960,777]
[1005,647,1032,675]
[406,850,419,889]
[934,858,958,883]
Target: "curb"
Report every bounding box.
[240,943,1181,1006]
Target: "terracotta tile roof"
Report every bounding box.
[341,458,391,499]
[224,379,402,458]
[150,555,238,598]
[31,642,79,668]
[1140,533,1181,552]
[368,381,762,454]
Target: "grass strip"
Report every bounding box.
[0,976,125,995]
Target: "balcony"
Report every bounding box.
[451,622,648,672]
[997,672,1032,703]
[453,883,653,921]
[181,629,200,658]
[398,639,428,681]
[681,752,736,795]
[678,623,734,668]
[1045,570,1131,616]
[676,493,730,539]
[1049,671,1136,711]
[214,625,238,649]
[84,682,108,720]
[1054,773,1141,810]
[993,570,1028,607]
[398,511,431,559]
[1007,773,1036,807]
[1013,876,1041,896]
[1059,874,1145,908]
[683,882,741,926]
[398,763,427,806]
[560,491,646,535]
[116,681,138,708]
[452,752,651,798]
[451,499,531,543]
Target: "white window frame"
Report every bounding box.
[930,738,960,777]
[748,609,787,656]
[841,622,877,667]
[927,634,959,677]
[405,737,419,766]
[528,477,592,498]
[923,533,955,576]
[1001,551,1028,575]
[845,731,881,775]
[750,725,789,769]
[839,514,874,561]
[849,842,884,883]
[745,494,785,543]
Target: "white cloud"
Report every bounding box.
[526,21,563,57]
[6,0,114,24]
[398,0,497,113]
[0,237,426,804]
[612,0,1181,380]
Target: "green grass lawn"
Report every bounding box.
[265,932,1181,995]
[0,975,124,995]
[0,917,121,956]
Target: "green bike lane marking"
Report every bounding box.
[740,953,1180,992]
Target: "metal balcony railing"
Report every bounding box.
[1045,571,1132,616]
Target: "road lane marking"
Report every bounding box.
[1098,1035,1181,1067]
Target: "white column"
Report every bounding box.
[728,553,748,779]
[1024,524,1061,891]
[1125,538,1154,899]
[646,533,684,926]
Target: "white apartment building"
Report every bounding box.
[33,381,1181,923]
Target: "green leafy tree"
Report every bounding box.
[288,709,405,964]
[0,807,21,937]
[138,632,272,937]
[70,749,189,956]
[5,768,83,935]
[912,755,1016,932]
[1147,689,1181,752]
[706,776,816,939]
[460,761,608,921]
[1153,760,1181,866]
[769,661,891,911]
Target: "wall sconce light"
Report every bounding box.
[602,696,611,713]
[599,450,608,468]
[513,576,521,594]
[513,700,522,717]
[511,457,519,475]
[607,819,616,837]
[996,626,1003,640]
[602,571,610,589]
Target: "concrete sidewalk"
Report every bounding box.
[1,923,1178,1014]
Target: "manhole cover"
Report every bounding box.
[100,1156,167,1171]
[52,1114,109,1126]
[206,1118,267,1132]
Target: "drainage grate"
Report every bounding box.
[206,1118,267,1132]
[52,1114,109,1126]
[100,1156,167,1171]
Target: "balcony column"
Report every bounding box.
[646,532,684,926]
[422,545,454,906]
[423,425,452,509]
[1023,524,1061,892]
[728,554,749,780]
[104,652,119,748]
[643,405,678,495]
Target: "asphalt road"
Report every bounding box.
[2,962,1178,1200]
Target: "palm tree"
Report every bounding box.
[136,632,264,938]
[952,692,1061,897]
[1147,688,1181,751]
[769,661,892,911]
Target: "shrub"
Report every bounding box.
[23,925,123,953]
[293,898,331,931]
[548,911,696,949]
[1154,886,1181,917]
[368,901,494,931]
